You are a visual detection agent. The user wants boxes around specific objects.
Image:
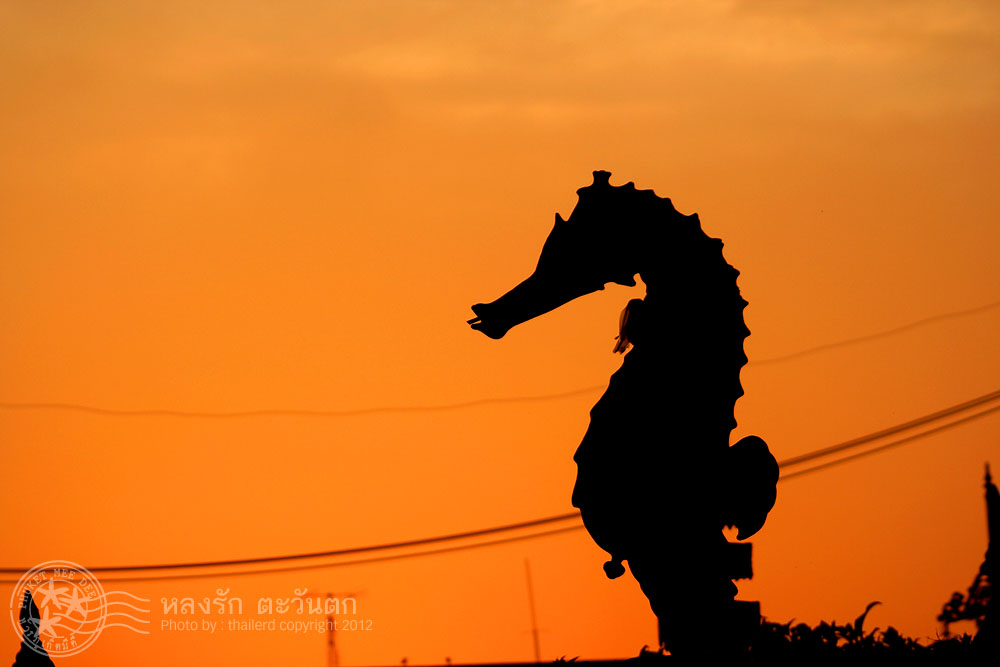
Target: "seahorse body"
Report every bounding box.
[469,171,778,652]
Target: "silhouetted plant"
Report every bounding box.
[745,602,985,665]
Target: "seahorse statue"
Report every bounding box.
[468,171,778,653]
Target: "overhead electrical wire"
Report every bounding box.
[0,386,603,420]
[0,525,589,585]
[0,513,581,575]
[752,297,1000,365]
[1,388,996,584]
[0,298,997,420]
[778,403,1000,481]
[777,387,1000,467]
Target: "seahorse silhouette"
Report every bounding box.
[468,171,778,652]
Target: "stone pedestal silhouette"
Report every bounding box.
[656,541,760,653]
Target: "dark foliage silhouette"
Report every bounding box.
[744,604,985,666]
[469,171,778,654]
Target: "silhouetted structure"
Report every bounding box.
[938,463,997,655]
[469,171,778,655]
[12,590,55,667]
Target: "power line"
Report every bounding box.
[779,403,1000,481]
[113,394,1000,582]
[754,298,1000,365]
[0,513,581,576]
[777,388,1000,467]
[0,298,996,420]
[1,387,996,582]
[8,392,991,585]
[0,525,587,585]
[0,386,603,420]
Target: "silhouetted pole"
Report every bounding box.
[524,558,541,662]
[296,590,361,667]
[327,593,339,667]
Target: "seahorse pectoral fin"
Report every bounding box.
[735,513,769,541]
[726,435,779,540]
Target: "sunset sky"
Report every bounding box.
[2,1,999,664]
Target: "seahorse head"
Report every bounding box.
[467,170,691,339]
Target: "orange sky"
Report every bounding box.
[2,1,999,664]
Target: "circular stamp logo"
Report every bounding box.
[8,560,107,658]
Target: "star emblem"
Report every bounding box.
[34,581,68,609]
[60,587,88,618]
[35,607,62,639]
